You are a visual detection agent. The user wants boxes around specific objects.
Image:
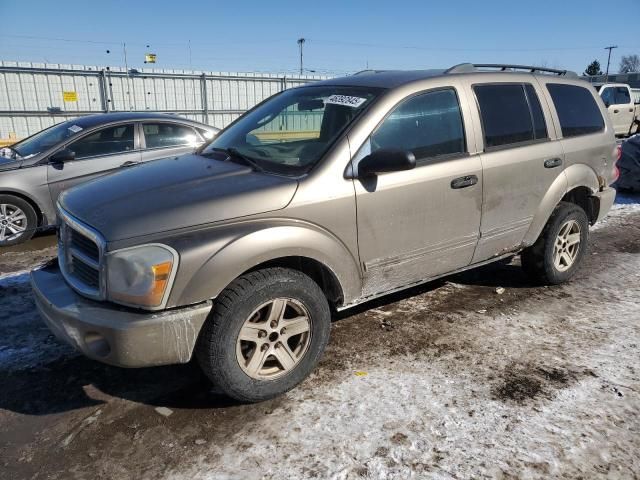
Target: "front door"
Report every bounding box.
[352,87,482,297]
[47,123,140,204]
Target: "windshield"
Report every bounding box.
[202,85,382,174]
[10,120,87,159]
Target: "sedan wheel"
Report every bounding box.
[0,203,28,242]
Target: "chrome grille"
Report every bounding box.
[58,207,106,300]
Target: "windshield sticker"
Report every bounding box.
[326,95,367,108]
[68,125,83,134]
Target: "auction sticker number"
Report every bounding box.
[326,95,367,108]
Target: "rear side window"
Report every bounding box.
[615,87,631,104]
[371,88,465,160]
[547,84,605,138]
[474,84,547,149]
[143,123,200,149]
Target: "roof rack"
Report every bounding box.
[352,69,388,76]
[445,63,578,78]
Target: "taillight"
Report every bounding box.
[612,145,621,183]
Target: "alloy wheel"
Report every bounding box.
[236,298,312,380]
[0,204,27,242]
[553,219,581,272]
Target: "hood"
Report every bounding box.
[59,154,299,241]
[0,154,22,172]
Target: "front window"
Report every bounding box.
[370,88,466,160]
[9,119,88,159]
[202,86,382,174]
[69,124,135,159]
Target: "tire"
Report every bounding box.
[196,267,331,403]
[521,202,589,285]
[0,194,37,247]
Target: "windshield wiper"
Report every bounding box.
[207,147,265,173]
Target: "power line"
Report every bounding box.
[308,38,640,53]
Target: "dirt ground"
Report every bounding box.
[1,197,640,480]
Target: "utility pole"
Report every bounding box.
[604,45,618,82]
[297,38,305,76]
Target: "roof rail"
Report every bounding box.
[352,69,387,76]
[445,63,578,78]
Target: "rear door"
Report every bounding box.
[139,122,204,162]
[352,85,483,296]
[47,122,140,204]
[461,80,565,262]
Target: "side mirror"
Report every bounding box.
[358,148,416,177]
[50,148,75,164]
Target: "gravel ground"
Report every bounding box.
[1,197,639,480]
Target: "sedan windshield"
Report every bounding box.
[11,120,86,159]
[202,85,382,174]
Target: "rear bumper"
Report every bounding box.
[31,261,212,367]
[593,186,617,224]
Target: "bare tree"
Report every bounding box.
[619,54,640,73]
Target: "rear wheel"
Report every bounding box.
[521,202,589,285]
[0,195,37,246]
[196,267,331,403]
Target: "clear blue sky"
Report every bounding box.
[1,0,638,75]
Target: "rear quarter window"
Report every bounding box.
[547,84,605,138]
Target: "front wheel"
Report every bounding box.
[196,267,331,403]
[0,195,37,247]
[521,202,589,285]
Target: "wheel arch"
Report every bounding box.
[522,164,600,246]
[168,222,362,309]
[0,189,48,228]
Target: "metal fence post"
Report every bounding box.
[98,70,109,112]
[201,73,209,125]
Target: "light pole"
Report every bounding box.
[297,38,305,76]
[604,45,618,82]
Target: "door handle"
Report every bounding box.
[544,157,563,169]
[614,109,619,113]
[450,175,478,189]
[121,160,139,167]
[630,109,635,113]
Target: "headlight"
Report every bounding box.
[106,244,178,309]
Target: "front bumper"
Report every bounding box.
[31,261,212,368]
[593,186,617,224]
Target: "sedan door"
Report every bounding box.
[47,123,140,205]
[352,87,482,297]
[139,122,204,162]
